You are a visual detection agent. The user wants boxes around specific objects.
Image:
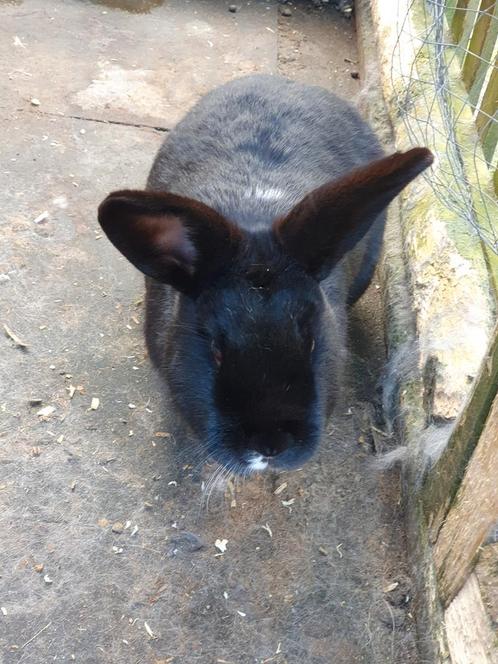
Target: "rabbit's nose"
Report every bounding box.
[260,444,278,459]
[248,436,277,458]
[250,433,290,459]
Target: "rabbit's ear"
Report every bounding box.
[273,148,433,278]
[98,190,242,293]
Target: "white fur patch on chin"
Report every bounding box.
[247,454,268,472]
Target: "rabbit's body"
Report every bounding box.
[99,74,432,473]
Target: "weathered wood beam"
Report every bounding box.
[423,322,498,543]
[450,0,472,44]
[444,572,497,663]
[462,0,495,89]
[433,387,498,605]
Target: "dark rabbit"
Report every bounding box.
[98,74,432,474]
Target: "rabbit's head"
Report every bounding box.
[98,148,433,473]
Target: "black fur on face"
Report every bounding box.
[193,233,324,473]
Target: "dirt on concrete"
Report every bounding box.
[0,1,418,663]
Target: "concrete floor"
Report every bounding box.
[0,1,418,662]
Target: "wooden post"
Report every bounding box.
[476,62,498,158]
[450,0,472,44]
[423,323,498,543]
[433,390,498,606]
[462,0,495,89]
[444,573,498,663]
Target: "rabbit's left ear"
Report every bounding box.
[98,190,242,294]
[273,148,433,278]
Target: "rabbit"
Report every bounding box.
[98,74,432,475]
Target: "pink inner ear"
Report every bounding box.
[138,214,197,275]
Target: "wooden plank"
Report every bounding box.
[451,0,472,44]
[468,5,498,108]
[475,543,498,633]
[433,390,498,606]
[476,60,498,158]
[423,323,498,543]
[445,573,498,664]
[462,0,495,89]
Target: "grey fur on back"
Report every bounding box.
[147,74,385,303]
[148,75,383,220]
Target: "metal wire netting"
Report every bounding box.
[391,0,498,253]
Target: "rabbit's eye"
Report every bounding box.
[211,341,223,367]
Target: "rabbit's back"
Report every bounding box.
[148,76,382,222]
[147,75,385,305]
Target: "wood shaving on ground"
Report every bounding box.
[33,211,49,223]
[89,397,99,410]
[261,523,273,538]
[36,405,55,418]
[214,538,228,553]
[383,581,399,593]
[67,384,76,399]
[273,482,287,495]
[336,543,344,558]
[144,621,158,639]
[281,499,295,507]
[3,324,28,349]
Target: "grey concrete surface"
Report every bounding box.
[0,1,418,663]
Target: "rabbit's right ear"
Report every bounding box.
[98,190,242,294]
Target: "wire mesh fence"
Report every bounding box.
[391,0,497,253]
